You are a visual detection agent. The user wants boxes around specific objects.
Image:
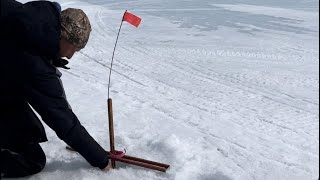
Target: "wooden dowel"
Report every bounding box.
[113,157,167,172]
[106,152,169,169]
[123,155,170,168]
[67,146,170,172]
[107,98,116,168]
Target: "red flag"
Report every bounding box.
[122,11,142,28]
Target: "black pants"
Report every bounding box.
[0,143,46,178]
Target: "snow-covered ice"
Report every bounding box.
[8,0,319,179]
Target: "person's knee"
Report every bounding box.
[36,153,46,173]
[29,143,46,174]
[0,145,46,178]
[38,148,46,171]
[17,143,47,176]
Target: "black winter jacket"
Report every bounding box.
[0,0,109,169]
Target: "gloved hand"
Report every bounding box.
[66,146,112,171]
[102,162,112,171]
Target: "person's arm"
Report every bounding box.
[24,56,109,169]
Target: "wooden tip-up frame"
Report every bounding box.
[107,98,170,172]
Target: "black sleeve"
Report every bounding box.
[24,58,109,169]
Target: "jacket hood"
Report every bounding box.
[1,0,61,59]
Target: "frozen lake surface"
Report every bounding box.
[10,0,319,179]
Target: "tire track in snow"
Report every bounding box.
[116,44,318,118]
[140,46,318,138]
[146,47,318,113]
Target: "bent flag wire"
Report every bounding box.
[108,11,142,98]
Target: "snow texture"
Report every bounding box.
[7,0,319,179]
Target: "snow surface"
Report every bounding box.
[8,0,319,179]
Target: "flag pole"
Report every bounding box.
[107,10,127,99]
[107,10,127,168]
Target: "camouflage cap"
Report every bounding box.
[60,8,92,49]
